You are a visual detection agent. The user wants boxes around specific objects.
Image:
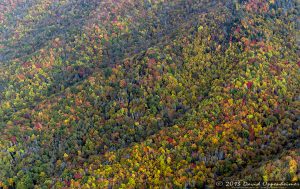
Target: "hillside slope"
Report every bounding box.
[0,0,299,188]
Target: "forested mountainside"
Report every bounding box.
[0,0,299,188]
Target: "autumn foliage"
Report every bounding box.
[0,0,299,188]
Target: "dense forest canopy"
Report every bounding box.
[0,0,299,188]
